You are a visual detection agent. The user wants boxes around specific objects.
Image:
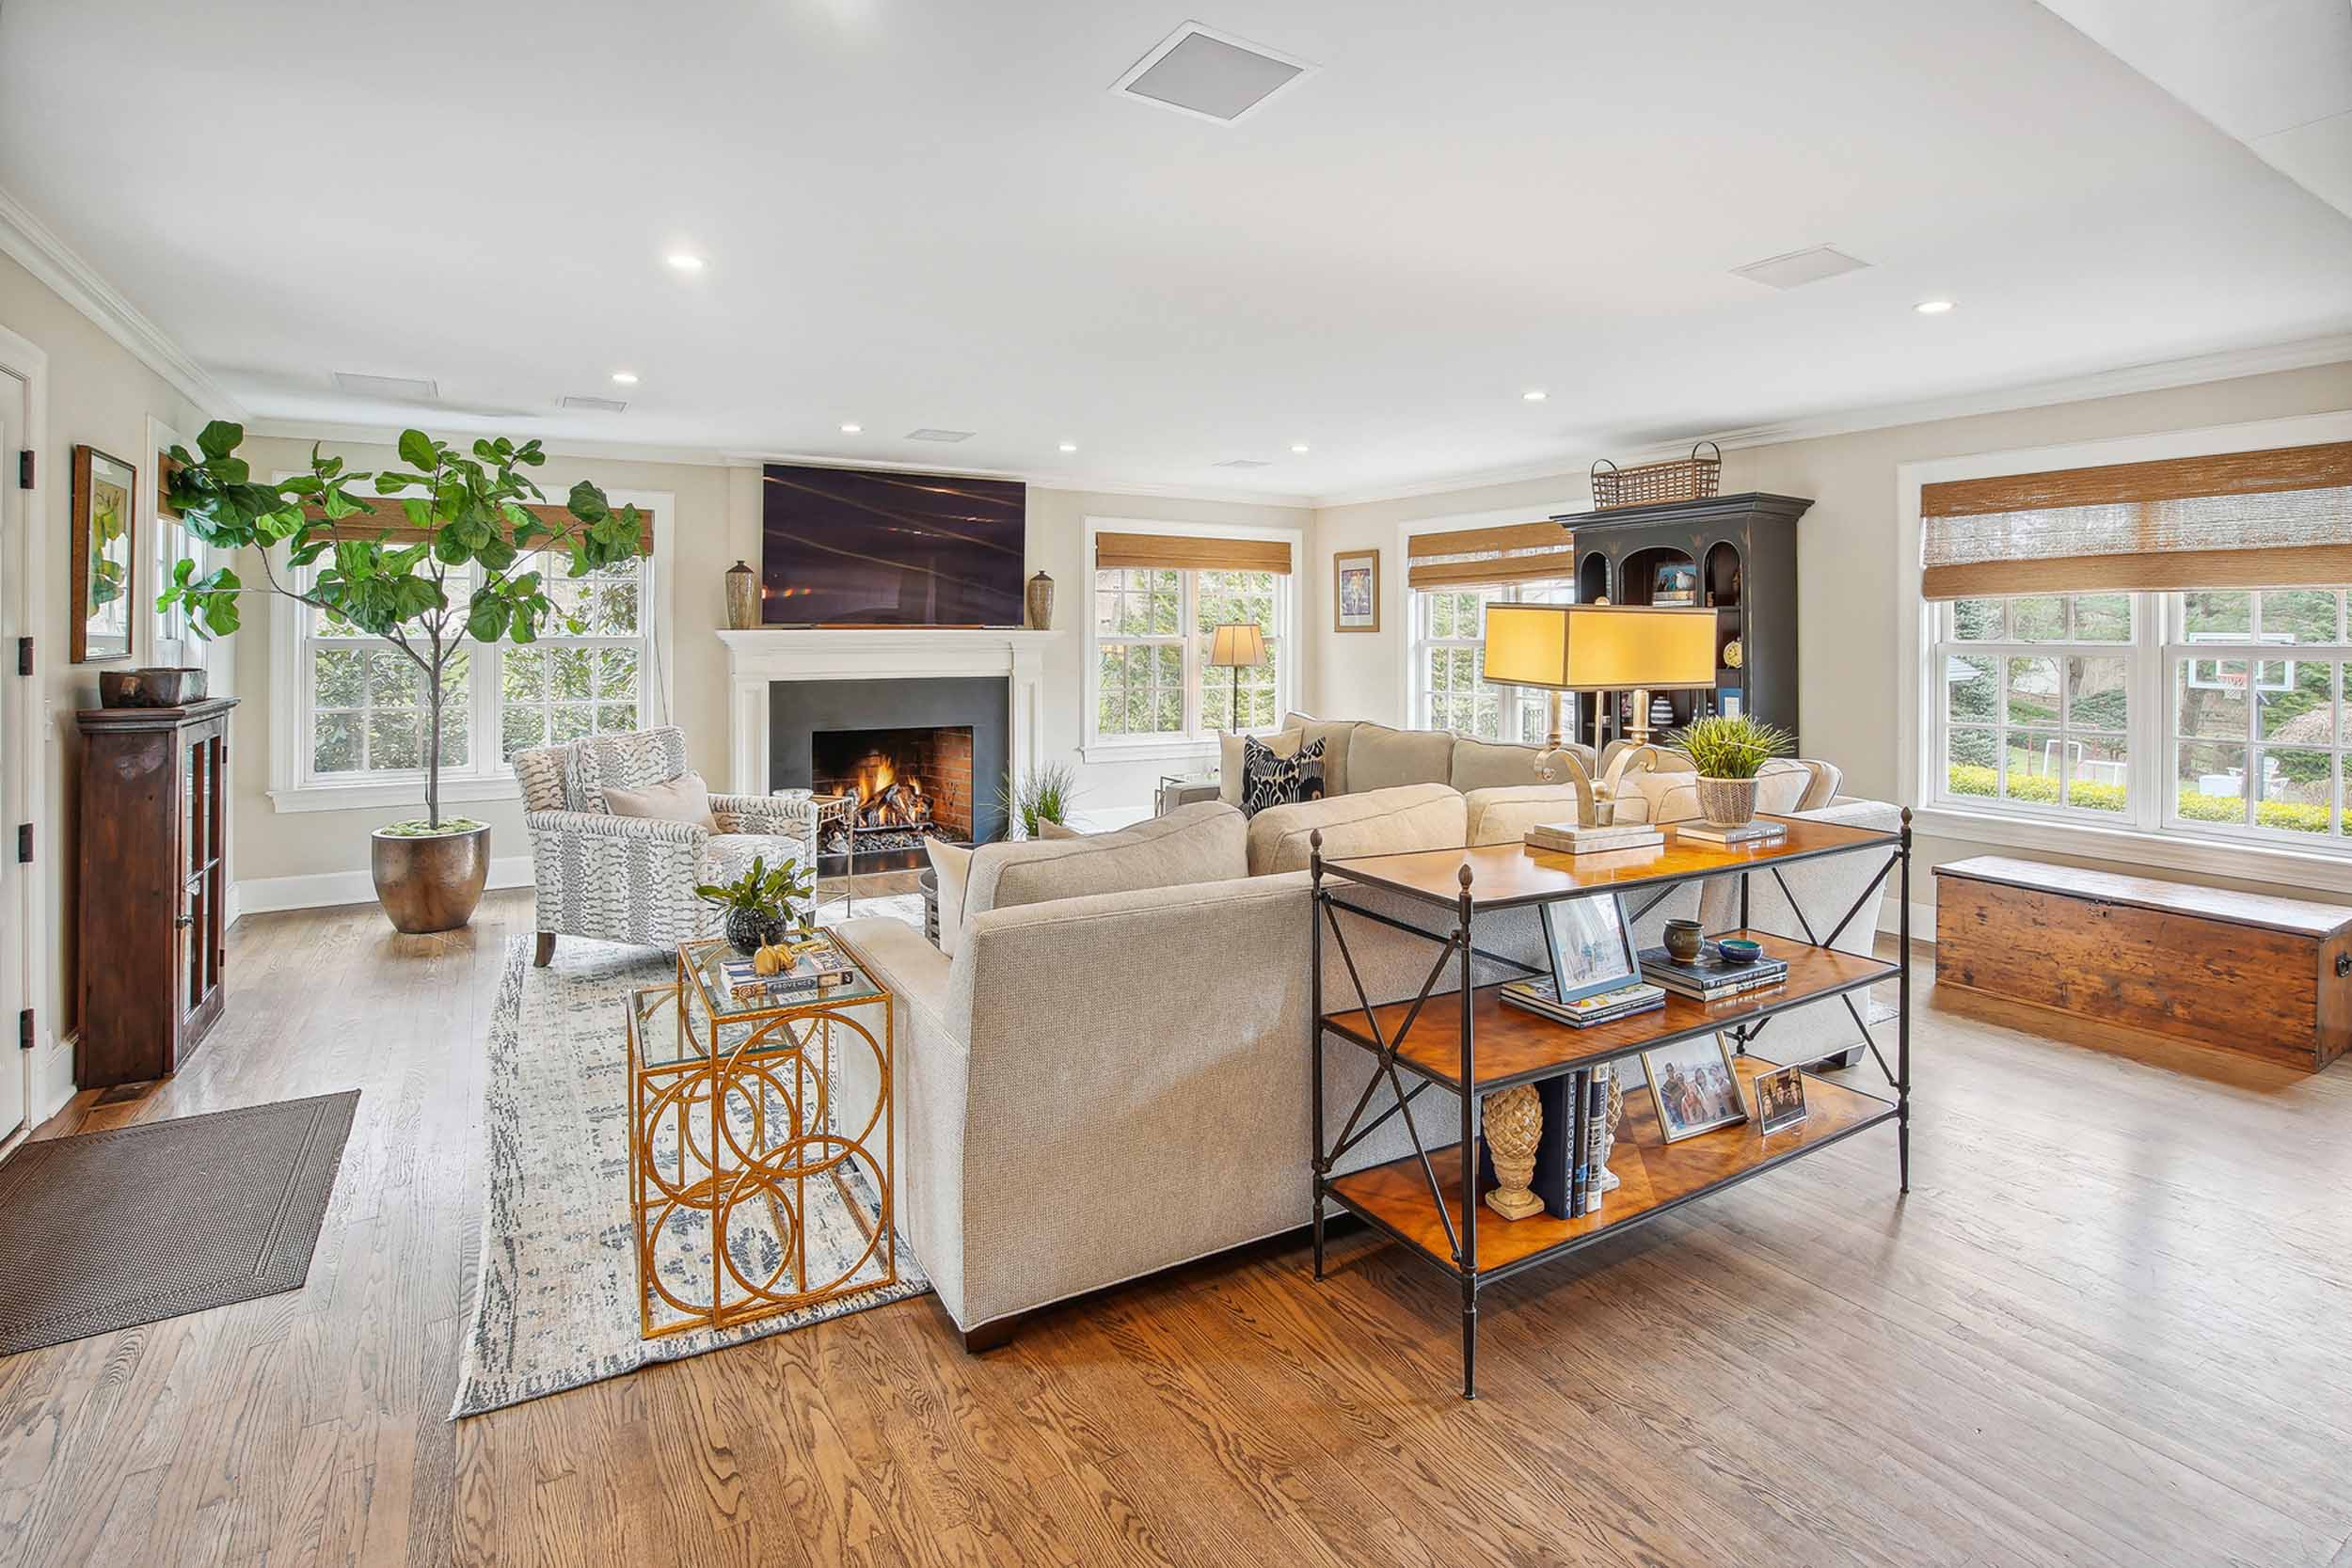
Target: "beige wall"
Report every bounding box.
[0,250,215,1090]
[1310,359,2352,909]
[225,446,1311,886]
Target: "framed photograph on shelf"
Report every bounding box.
[1640,1034,1749,1143]
[1753,1062,1808,1135]
[71,444,136,664]
[1651,561,1699,606]
[1334,548,1379,633]
[1538,893,1639,1005]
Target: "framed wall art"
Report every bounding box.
[1334,548,1379,633]
[72,444,136,663]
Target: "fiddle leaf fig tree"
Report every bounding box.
[160,420,645,831]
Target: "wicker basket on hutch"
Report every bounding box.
[1591,440,1722,510]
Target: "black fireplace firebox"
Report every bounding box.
[769,677,1009,867]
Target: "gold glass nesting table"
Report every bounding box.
[624,937,897,1339]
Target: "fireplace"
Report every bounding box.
[767,674,1009,867]
[810,724,975,866]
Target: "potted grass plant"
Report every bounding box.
[1664,714,1796,828]
[159,421,646,933]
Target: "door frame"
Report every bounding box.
[0,320,51,1153]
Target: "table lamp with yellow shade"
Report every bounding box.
[1480,603,1715,830]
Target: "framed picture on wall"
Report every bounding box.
[1334,548,1379,633]
[72,444,136,663]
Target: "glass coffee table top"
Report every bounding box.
[629,939,883,1069]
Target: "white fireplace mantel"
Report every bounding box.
[718,627,1064,796]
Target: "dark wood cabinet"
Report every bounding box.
[75,698,234,1087]
[1549,492,1811,750]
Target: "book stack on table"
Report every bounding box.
[1673,818,1787,847]
[1524,820,1665,856]
[718,942,857,1003]
[1638,942,1788,1002]
[1499,975,1666,1028]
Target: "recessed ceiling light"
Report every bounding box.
[1291,443,1310,454]
[1058,441,1078,452]
[839,422,862,434]
[1522,389,1548,402]
[665,253,706,272]
[611,372,639,385]
[1915,299,1956,315]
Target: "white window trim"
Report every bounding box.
[268,483,675,813]
[1392,503,1577,732]
[1898,409,2352,895]
[1079,515,1303,764]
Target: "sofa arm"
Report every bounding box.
[524,807,708,849]
[833,916,959,1045]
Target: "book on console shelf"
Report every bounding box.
[1637,944,1788,1001]
[718,943,857,1002]
[1524,821,1665,856]
[1500,976,1666,1028]
[1673,818,1787,846]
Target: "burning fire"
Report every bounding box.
[851,755,932,831]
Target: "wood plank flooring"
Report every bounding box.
[2,889,2349,1566]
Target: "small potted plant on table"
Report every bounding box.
[1665,714,1796,828]
[697,856,819,956]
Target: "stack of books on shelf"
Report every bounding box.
[1475,1068,1618,1219]
[1637,942,1788,1002]
[718,942,857,1003]
[1674,817,1786,847]
[1524,819,1664,856]
[1500,975,1666,1028]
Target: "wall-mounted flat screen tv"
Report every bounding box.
[761,465,1027,626]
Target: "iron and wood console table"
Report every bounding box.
[1309,811,1911,1398]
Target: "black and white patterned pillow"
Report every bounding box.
[1241,736,1327,817]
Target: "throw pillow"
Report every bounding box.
[600,770,719,832]
[925,837,975,958]
[1036,817,1082,840]
[1221,727,1302,806]
[1240,736,1327,817]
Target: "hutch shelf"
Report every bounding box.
[1551,490,1812,750]
[1308,811,1911,1398]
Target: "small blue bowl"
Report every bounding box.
[1715,938,1764,966]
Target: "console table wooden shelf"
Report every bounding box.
[1309,812,1911,1398]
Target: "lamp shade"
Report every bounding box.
[1480,603,1714,691]
[1206,622,1267,669]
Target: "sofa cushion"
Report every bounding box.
[1346,722,1456,795]
[925,837,976,957]
[1447,736,1603,793]
[965,801,1246,919]
[1245,783,1467,876]
[1279,713,1357,797]
[1463,784,1597,847]
[1036,817,1083,840]
[1219,727,1303,807]
[1795,760,1844,812]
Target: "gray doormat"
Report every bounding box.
[0,1091,358,1355]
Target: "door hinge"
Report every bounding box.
[15,451,30,489]
[13,824,26,864]
[17,1009,30,1053]
[14,638,27,677]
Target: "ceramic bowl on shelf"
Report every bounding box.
[1715,938,1764,966]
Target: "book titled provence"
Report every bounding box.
[720,943,856,1001]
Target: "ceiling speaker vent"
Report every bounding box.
[331,372,439,402]
[1112,22,1313,124]
[904,428,976,442]
[1214,458,1270,469]
[1730,245,1872,291]
[561,395,628,414]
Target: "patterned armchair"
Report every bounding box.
[515,726,818,965]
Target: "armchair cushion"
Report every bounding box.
[602,769,719,831]
[567,726,691,815]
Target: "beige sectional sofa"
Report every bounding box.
[833,745,1897,1347]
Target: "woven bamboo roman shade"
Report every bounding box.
[1406,521,1575,589]
[1095,531,1292,574]
[302,498,656,554]
[1920,441,2352,599]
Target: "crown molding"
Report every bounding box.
[0,184,246,421]
[1306,330,2352,510]
[246,417,748,470]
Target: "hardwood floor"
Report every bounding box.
[4,891,2351,1566]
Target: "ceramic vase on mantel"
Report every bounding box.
[724,560,757,631]
[1025,571,1055,631]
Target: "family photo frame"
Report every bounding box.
[1538,893,1639,1005]
[1640,1033,1749,1143]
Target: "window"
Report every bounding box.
[1408,578,1573,741]
[293,552,654,794]
[1931,588,2352,851]
[1088,546,1295,752]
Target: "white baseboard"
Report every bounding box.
[231,854,533,921]
[1877,896,1937,942]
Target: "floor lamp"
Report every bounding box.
[1480,603,1715,832]
[1207,623,1267,732]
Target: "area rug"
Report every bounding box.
[451,935,929,1418]
[0,1091,358,1355]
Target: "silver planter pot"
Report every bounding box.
[1693,774,1759,828]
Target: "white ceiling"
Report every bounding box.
[3,0,2349,502]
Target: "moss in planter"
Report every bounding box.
[378,816,487,838]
